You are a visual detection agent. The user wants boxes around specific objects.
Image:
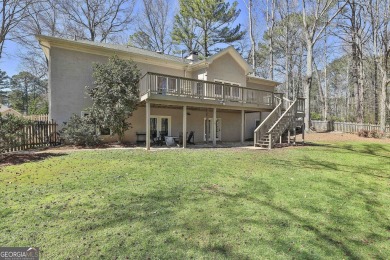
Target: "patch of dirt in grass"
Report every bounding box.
[305,132,390,144]
[0,153,67,167]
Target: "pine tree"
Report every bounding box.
[172,0,245,57]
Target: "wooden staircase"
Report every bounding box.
[254,95,305,149]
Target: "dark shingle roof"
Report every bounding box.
[75,40,190,64]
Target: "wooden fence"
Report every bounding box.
[311,120,390,133]
[23,114,49,121]
[1,120,60,153]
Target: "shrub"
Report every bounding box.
[0,113,29,153]
[311,112,322,120]
[357,129,369,138]
[61,114,100,146]
[358,129,385,139]
[368,130,384,139]
[86,55,141,143]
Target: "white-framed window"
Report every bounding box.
[157,76,167,94]
[214,79,241,99]
[167,77,177,93]
[195,82,204,96]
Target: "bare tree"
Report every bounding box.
[301,0,347,130]
[374,0,390,132]
[59,0,135,42]
[12,0,63,78]
[0,0,33,59]
[129,0,174,53]
[266,0,275,80]
[241,0,256,71]
[336,0,368,123]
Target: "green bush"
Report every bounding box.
[311,112,322,120]
[368,130,384,139]
[358,129,385,139]
[357,129,369,138]
[61,114,100,146]
[0,113,29,153]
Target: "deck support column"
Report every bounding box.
[183,105,187,148]
[241,110,245,144]
[294,125,297,145]
[288,129,291,144]
[213,108,217,146]
[302,123,305,145]
[146,101,150,150]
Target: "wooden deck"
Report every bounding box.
[139,72,276,110]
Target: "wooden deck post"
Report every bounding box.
[302,123,305,145]
[146,101,150,150]
[183,105,187,148]
[241,110,245,144]
[288,129,291,144]
[294,127,297,145]
[213,107,217,146]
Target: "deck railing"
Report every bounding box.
[254,95,283,144]
[267,99,298,148]
[139,72,275,107]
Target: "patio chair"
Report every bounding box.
[158,131,167,146]
[187,131,195,145]
[150,130,157,145]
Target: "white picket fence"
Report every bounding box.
[311,120,390,133]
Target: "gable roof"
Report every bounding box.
[192,46,253,74]
[36,35,252,72]
[247,74,281,87]
[76,39,190,64]
[36,35,278,86]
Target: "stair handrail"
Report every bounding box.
[268,99,297,134]
[282,97,292,110]
[265,99,297,148]
[254,96,282,144]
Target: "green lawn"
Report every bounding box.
[1,141,389,259]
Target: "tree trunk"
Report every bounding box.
[357,51,364,123]
[304,43,313,130]
[323,30,328,120]
[248,0,255,71]
[267,0,275,80]
[379,72,387,132]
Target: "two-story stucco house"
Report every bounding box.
[37,35,304,149]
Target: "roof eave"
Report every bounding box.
[36,35,189,70]
[247,76,281,87]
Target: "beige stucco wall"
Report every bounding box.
[48,44,277,144]
[207,53,246,85]
[100,106,242,143]
[244,112,271,139]
[49,47,188,125]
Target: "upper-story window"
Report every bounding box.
[157,76,177,94]
[214,79,241,99]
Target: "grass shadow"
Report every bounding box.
[0,153,67,167]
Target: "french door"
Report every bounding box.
[150,116,171,138]
[204,118,221,141]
